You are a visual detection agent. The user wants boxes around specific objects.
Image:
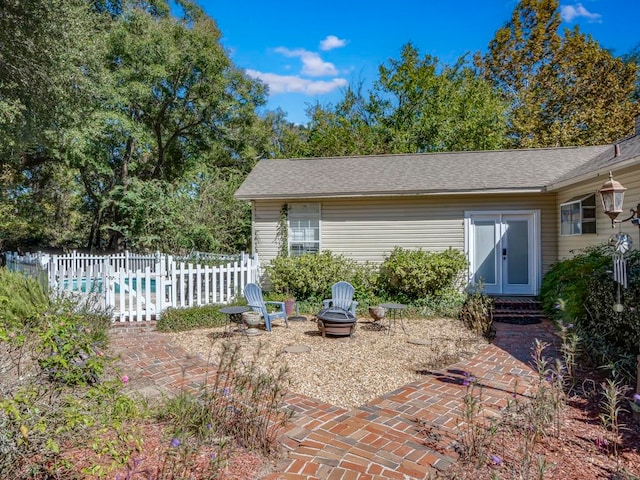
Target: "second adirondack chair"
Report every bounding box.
[322,281,358,316]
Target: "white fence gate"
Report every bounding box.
[5,251,260,322]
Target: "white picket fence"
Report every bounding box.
[5,250,259,322]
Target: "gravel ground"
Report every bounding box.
[167,315,487,409]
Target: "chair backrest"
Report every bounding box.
[244,283,267,317]
[331,281,355,310]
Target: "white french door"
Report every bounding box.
[465,211,540,295]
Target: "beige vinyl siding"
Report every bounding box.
[253,193,558,276]
[557,166,640,259]
[252,200,283,263]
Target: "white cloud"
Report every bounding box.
[246,69,348,95]
[560,3,602,23]
[274,47,338,77]
[320,35,347,51]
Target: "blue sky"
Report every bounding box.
[196,1,639,125]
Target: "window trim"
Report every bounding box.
[560,193,596,236]
[287,203,321,256]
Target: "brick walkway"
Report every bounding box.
[109,320,560,479]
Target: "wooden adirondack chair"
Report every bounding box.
[244,283,289,332]
[322,281,358,316]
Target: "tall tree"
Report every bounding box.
[371,44,507,153]
[301,81,384,157]
[622,42,640,102]
[0,0,99,155]
[477,0,637,147]
[0,0,99,249]
[69,0,267,250]
[290,44,507,158]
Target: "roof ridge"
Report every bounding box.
[266,143,610,163]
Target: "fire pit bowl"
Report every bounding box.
[316,307,357,338]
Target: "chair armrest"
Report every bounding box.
[351,300,358,315]
[264,301,285,310]
[322,299,331,309]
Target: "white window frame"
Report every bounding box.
[288,203,321,256]
[560,193,596,236]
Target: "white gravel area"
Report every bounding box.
[167,315,487,409]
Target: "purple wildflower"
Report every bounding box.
[633,393,640,404]
[121,375,129,384]
[171,438,180,448]
[490,454,502,465]
[223,387,230,396]
[206,423,212,430]
[209,453,217,461]
[462,379,470,387]
[567,323,574,329]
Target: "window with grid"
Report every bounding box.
[560,193,596,235]
[288,203,320,256]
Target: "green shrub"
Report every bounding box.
[0,268,49,330]
[157,304,232,332]
[413,288,467,318]
[0,292,134,478]
[540,244,640,381]
[539,244,611,321]
[378,247,468,301]
[38,312,109,386]
[458,286,494,339]
[581,259,640,378]
[265,251,377,303]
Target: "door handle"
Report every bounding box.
[502,248,507,257]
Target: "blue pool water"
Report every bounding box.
[62,277,157,294]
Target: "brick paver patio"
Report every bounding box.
[109,319,560,479]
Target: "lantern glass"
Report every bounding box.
[614,191,625,211]
[598,172,626,219]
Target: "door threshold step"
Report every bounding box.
[493,315,542,325]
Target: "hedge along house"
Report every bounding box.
[235,118,640,296]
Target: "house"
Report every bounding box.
[235,118,640,296]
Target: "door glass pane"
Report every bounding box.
[474,220,496,284]
[506,220,529,285]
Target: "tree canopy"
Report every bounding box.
[0,0,268,252]
[476,0,637,147]
[282,44,508,158]
[1,0,638,252]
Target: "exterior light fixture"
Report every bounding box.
[598,171,627,226]
[598,171,640,228]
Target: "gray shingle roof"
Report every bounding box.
[549,133,640,187]
[235,145,613,200]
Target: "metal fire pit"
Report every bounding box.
[316,307,356,337]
